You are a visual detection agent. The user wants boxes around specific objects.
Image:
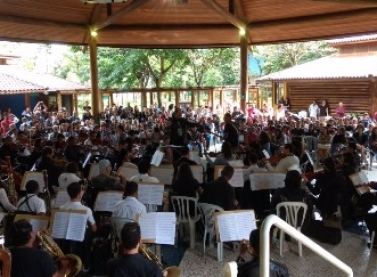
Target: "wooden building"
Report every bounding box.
[256,35,377,116]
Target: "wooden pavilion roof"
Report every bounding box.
[1,0,377,48]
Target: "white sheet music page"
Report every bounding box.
[217,213,239,242]
[23,172,45,191]
[148,185,164,205]
[228,168,245,187]
[29,218,49,232]
[151,150,164,167]
[236,211,256,240]
[53,190,70,208]
[137,185,149,204]
[349,171,369,186]
[156,212,176,245]
[51,212,70,239]
[139,212,157,240]
[66,213,87,242]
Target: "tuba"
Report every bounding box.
[139,243,181,277]
[37,231,82,277]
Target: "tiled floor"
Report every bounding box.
[178,231,375,277]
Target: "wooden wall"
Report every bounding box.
[286,79,375,115]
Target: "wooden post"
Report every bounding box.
[141,91,147,108]
[89,35,100,122]
[24,93,31,108]
[191,91,195,108]
[149,92,153,107]
[210,88,214,109]
[240,31,248,112]
[219,89,223,106]
[175,90,179,107]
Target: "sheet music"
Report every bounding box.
[156,212,176,245]
[139,212,157,240]
[236,212,256,240]
[217,213,239,241]
[53,190,70,208]
[94,192,123,212]
[217,211,256,242]
[29,218,49,232]
[249,173,285,190]
[151,150,164,167]
[228,168,245,187]
[117,166,138,181]
[138,184,164,205]
[66,213,87,242]
[349,171,369,186]
[51,212,69,239]
[22,172,45,191]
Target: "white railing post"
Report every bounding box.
[260,215,353,277]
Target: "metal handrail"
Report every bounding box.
[260,215,353,277]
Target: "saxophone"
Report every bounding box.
[5,156,17,206]
[37,231,82,277]
[139,243,181,277]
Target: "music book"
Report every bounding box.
[53,189,71,208]
[117,166,139,181]
[14,214,50,232]
[50,210,87,242]
[138,212,176,245]
[20,171,45,191]
[151,150,164,167]
[138,183,165,205]
[349,171,370,195]
[249,172,285,190]
[88,163,99,180]
[214,166,245,187]
[94,191,124,212]
[214,210,257,242]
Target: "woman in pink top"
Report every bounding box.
[1,113,10,137]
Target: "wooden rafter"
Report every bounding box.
[93,0,153,31]
[82,4,102,44]
[200,0,246,30]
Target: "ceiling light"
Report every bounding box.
[239,28,246,36]
[91,30,98,37]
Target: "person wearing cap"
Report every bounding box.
[271,170,313,220]
[91,159,125,192]
[223,229,289,277]
[82,102,92,122]
[199,165,237,211]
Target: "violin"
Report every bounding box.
[268,153,287,166]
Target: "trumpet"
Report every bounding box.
[139,243,180,277]
[37,231,82,277]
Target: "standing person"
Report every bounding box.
[169,107,198,162]
[308,100,319,121]
[223,113,239,151]
[318,100,329,121]
[335,102,345,120]
[106,222,164,277]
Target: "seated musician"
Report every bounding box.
[36,146,63,195]
[58,162,82,189]
[264,143,300,173]
[107,222,164,277]
[224,229,289,277]
[113,181,146,220]
[172,146,197,181]
[16,180,46,215]
[116,148,138,169]
[130,159,159,183]
[172,162,202,198]
[206,142,238,167]
[9,219,69,277]
[0,136,18,166]
[199,165,237,211]
[64,136,84,163]
[84,130,101,156]
[91,159,125,191]
[0,180,16,212]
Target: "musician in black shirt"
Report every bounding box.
[223,113,239,150]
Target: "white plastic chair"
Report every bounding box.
[276,202,308,257]
[197,203,224,261]
[171,196,201,249]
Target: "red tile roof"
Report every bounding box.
[256,53,377,82]
[0,66,89,94]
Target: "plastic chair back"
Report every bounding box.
[277,202,308,229]
[171,196,200,223]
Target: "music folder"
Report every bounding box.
[349,171,370,195]
[20,171,45,191]
[14,214,50,232]
[50,209,88,242]
[137,212,176,245]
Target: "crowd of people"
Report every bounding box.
[2,97,377,277]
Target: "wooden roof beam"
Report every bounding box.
[93,0,153,31]
[200,0,246,30]
[82,4,102,45]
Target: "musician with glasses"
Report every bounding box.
[107,222,164,277]
[9,219,69,277]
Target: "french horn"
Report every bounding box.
[37,231,82,277]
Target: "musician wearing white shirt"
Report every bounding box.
[264,144,300,173]
[16,180,46,215]
[113,181,146,220]
[130,159,159,183]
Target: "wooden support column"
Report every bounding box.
[191,91,195,108]
[149,92,153,107]
[220,89,223,106]
[175,90,179,107]
[141,92,147,108]
[89,35,100,122]
[210,89,214,109]
[24,93,31,108]
[240,30,248,112]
